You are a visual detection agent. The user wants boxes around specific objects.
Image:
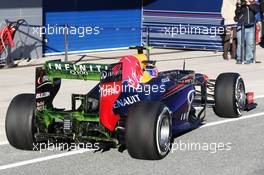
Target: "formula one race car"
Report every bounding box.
[5,46,257,160]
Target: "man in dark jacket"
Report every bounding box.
[235,0,260,64]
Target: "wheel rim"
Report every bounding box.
[235,77,246,115]
[156,107,171,156]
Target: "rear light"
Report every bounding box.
[203,75,209,81]
[245,92,258,111]
[246,92,254,104]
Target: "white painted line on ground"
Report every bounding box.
[0,141,8,146]
[0,149,94,171]
[255,95,264,99]
[201,112,264,128]
[0,105,263,170]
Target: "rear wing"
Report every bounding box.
[44,60,109,81]
[35,60,124,132]
[35,60,109,110]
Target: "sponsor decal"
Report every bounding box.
[101,70,116,81]
[112,64,122,76]
[99,80,122,131]
[70,70,89,76]
[36,101,45,110]
[120,56,143,89]
[161,77,170,83]
[36,92,50,99]
[180,90,195,121]
[100,82,121,97]
[101,71,108,80]
[37,75,50,85]
[187,90,195,104]
[100,63,122,83]
[114,94,140,108]
[47,62,108,76]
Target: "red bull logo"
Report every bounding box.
[120,55,143,89]
[112,64,122,76]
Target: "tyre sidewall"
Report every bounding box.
[214,73,245,118]
[5,94,36,150]
[125,102,172,160]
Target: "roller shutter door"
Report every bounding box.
[143,0,223,51]
[43,0,141,55]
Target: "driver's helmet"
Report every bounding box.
[145,65,158,78]
[141,61,158,83]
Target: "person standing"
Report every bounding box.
[221,0,238,60]
[235,0,260,64]
[258,0,264,46]
[255,0,262,45]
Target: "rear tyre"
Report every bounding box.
[125,102,172,160]
[5,94,36,150]
[214,73,246,118]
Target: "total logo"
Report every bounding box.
[114,94,140,109]
[100,83,121,97]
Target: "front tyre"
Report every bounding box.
[125,102,172,160]
[5,94,36,150]
[214,73,246,118]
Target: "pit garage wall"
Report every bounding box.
[0,0,43,60]
[43,0,142,55]
[143,0,224,51]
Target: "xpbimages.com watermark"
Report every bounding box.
[32,140,100,153]
[32,24,101,38]
[31,140,232,154]
[30,23,234,38]
[162,24,228,38]
[100,82,166,97]
[170,140,232,154]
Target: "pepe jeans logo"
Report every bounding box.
[36,92,50,99]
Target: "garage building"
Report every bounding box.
[0,0,224,59]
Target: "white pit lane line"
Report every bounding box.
[0,112,264,171]
[0,96,263,170]
[0,141,8,146]
[201,112,264,128]
[0,149,95,171]
[255,95,264,99]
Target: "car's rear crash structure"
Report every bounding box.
[5,47,257,160]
